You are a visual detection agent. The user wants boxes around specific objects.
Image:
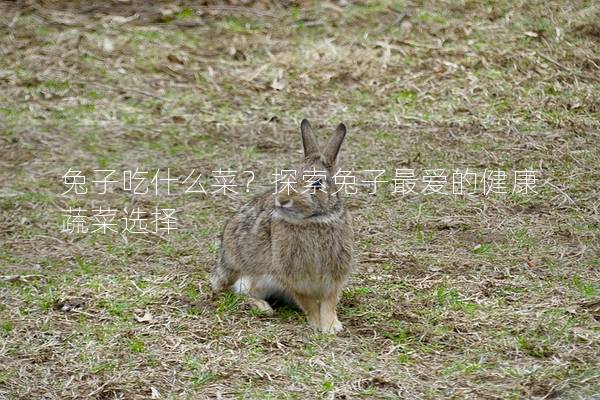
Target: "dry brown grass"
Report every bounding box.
[0,1,599,399]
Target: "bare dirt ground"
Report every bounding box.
[0,1,599,399]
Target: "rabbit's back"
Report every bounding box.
[220,191,274,277]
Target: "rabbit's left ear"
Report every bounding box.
[301,119,320,158]
[323,123,347,166]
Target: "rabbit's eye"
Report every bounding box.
[311,178,323,189]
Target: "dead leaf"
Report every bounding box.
[229,47,246,61]
[101,37,114,53]
[55,297,86,312]
[271,68,286,91]
[167,53,184,65]
[134,309,155,323]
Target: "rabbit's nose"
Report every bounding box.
[275,197,293,208]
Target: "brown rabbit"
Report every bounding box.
[211,119,354,334]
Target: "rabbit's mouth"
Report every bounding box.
[273,206,307,222]
[275,205,299,216]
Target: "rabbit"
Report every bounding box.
[211,119,354,334]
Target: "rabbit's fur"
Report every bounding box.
[211,119,354,333]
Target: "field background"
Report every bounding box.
[1,1,599,399]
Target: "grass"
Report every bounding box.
[1,0,599,399]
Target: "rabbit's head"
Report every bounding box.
[274,119,348,223]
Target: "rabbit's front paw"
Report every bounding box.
[321,317,343,334]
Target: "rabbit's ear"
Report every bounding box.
[323,123,347,166]
[301,119,320,157]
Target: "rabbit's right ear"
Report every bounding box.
[300,119,320,158]
[323,123,347,166]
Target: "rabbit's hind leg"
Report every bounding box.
[234,275,274,316]
[211,259,239,296]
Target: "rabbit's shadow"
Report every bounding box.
[266,293,300,311]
